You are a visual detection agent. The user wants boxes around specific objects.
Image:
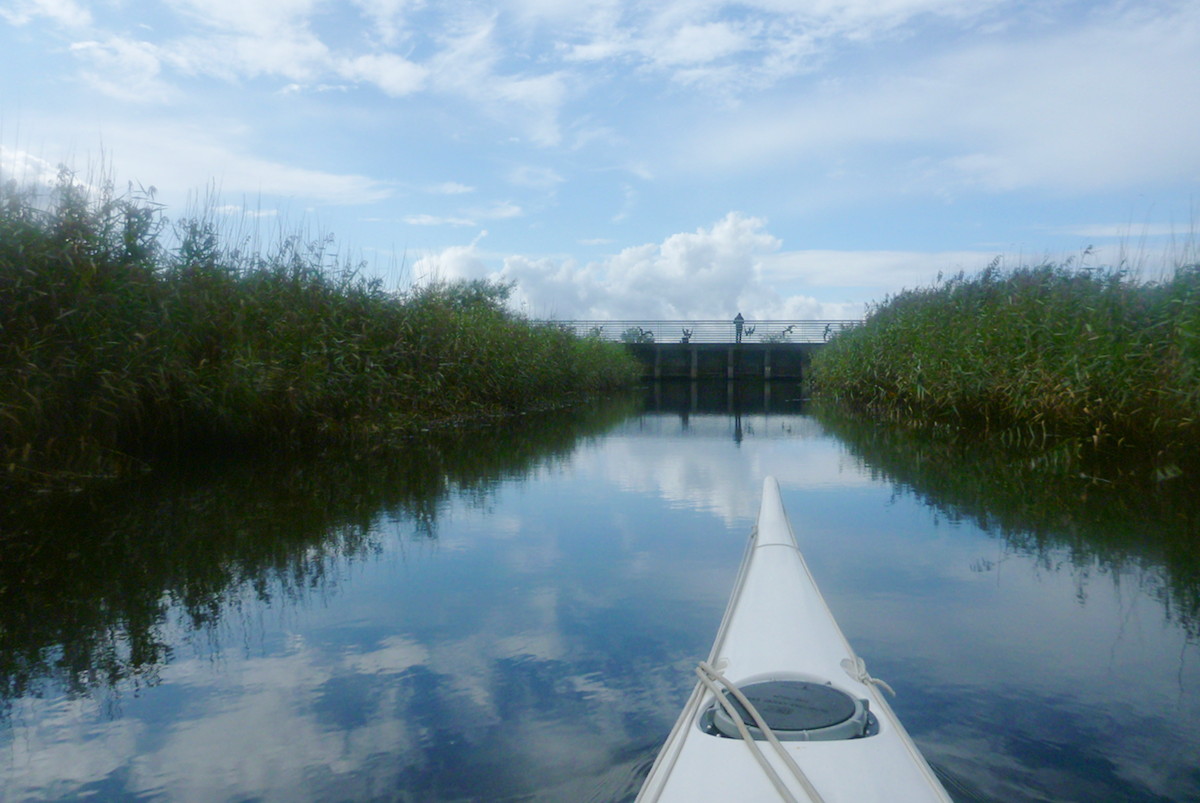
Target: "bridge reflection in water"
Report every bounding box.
[643,380,806,443]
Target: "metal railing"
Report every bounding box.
[538,320,861,344]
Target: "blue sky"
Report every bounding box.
[2,0,1197,319]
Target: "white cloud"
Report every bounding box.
[758,248,995,290]
[338,52,427,96]
[470,200,523,220]
[507,165,563,190]
[351,0,417,47]
[167,30,331,83]
[1051,223,1194,239]
[0,145,59,187]
[681,2,1200,193]
[0,0,91,27]
[165,0,320,38]
[69,37,175,103]
[411,230,490,283]
[409,213,1057,319]
[428,181,475,195]
[415,212,864,319]
[653,21,750,67]
[214,204,278,218]
[403,213,476,226]
[610,183,636,223]
[559,0,1008,92]
[427,15,568,146]
[23,118,392,207]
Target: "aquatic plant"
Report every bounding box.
[808,263,1200,470]
[0,172,640,490]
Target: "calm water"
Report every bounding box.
[2,384,1198,801]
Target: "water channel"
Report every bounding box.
[2,383,1198,801]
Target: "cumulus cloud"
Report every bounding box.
[411,230,490,283]
[413,212,868,319]
[0,145,59,187]
[408,213,1045,319]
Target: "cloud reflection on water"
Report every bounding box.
[3,401,1199,801]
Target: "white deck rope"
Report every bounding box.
[695,661,827,803]
[841,656,896,697]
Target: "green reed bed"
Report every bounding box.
[0,174,639,489]
[809,263,1200,471]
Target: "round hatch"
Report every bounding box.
[707,679,873,741]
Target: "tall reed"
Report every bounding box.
[0,173,640,489]
[809,263,1200,468]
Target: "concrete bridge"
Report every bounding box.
[547,319,861,380]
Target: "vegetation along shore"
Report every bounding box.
[0,173,640,492]
[808,261,1200,478]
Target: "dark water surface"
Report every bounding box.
[3,384,1198,801]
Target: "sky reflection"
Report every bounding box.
[2,400,1198,801]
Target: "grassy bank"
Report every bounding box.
[0,173,639,489]
[809,263,1200,471]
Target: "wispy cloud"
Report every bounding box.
[337,52,426,96]
[507,165,562,190]
[17,118,394,207]
[1051,223,1194,239]
[70,37,175,103]
[214,204,279,219]
[403,213,476,226]
[0,0,91,27]
[427,181,475,195]
[680,2,1200,194]
[3,0,1196,320]
[468,200,523,220]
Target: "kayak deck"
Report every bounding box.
[636,477,951,802]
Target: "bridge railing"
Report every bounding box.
[537,320,862,344]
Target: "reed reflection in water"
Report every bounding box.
[1,382,1198,801]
